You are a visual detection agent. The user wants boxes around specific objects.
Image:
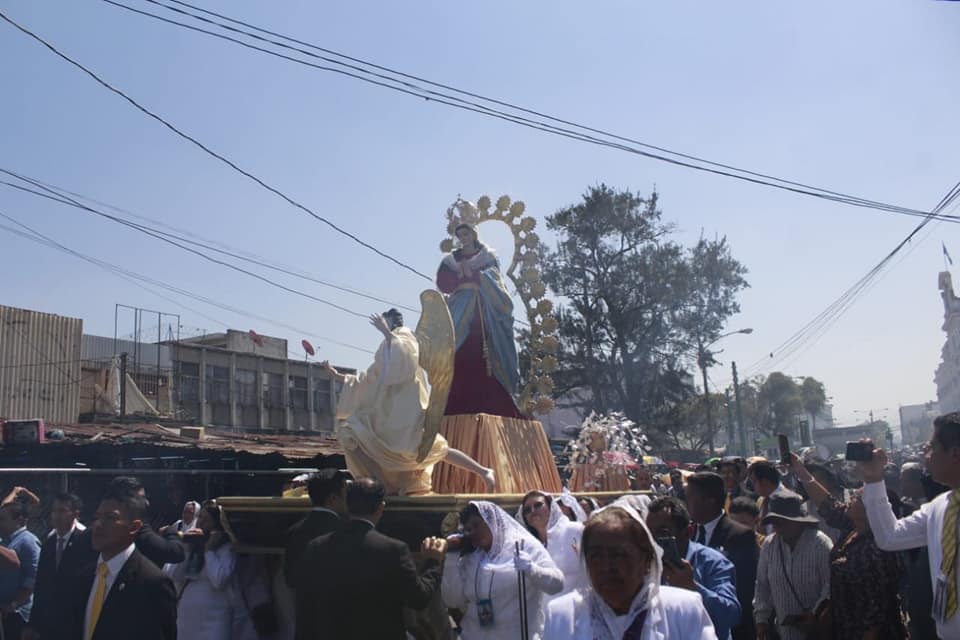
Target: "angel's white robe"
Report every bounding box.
[335,326,449,494]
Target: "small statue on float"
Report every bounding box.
[566,412,648,492]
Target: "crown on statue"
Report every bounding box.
[446,197,481,229]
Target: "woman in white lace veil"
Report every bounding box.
[515,491,589,597]
[543,503,717,640]
[556,489,589,522]
[442,500,563,639]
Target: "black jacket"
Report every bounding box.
[134,524,185,568]
[29,527,98,638]
[299,519,440,640]
[285,509,342,640]
[705,513,759,640]
[284,509,341,590]
[69,548,177,640]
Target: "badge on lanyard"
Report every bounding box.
[477,598,495,627]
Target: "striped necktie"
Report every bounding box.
[87,562,109,640]
[943,490,960,621]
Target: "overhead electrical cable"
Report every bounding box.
[0,10,433,282]
[0,176,374,319]
[3,169,421,313]
[0,169,420,314]
[92,0,943,222]
[744,179,960,377]
[0,211,375,354]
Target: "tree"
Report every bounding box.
[540,185,749,451]
[800,376,827,430]
[758,372,802,438]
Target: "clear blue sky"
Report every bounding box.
[3,0,959,428]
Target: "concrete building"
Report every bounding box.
[899,401,939,447]
[812,422,889,458]
[935,271,960,413]
[171,331,354,432]
[0,305,83,424]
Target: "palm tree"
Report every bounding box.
[800,377,827,431]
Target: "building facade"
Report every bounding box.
[0,305,83,423]
[935,271,960,413]
[899,401,939,447]
[171,331,353,432]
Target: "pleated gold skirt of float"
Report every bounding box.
[431,413,562,494]
[568,463,631,492]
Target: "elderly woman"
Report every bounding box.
[789,454,908,640]
[443,500,563,639]
[543,504,717,639]
[517,491,589,596]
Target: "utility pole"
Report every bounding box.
[698,339,715,454]
[120,352,128,420]
[732,361,747,457]
[725,390,736,454]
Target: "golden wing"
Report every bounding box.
[415,289,456,462]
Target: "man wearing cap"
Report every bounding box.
[753,492,833,640]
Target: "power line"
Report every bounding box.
[94,0,946,223]
[0,9,432,282]
[1,168,534,328]
[3,169,422,313]
[745,179,960,377]
[0,175,373,320]
[0,210,375,354]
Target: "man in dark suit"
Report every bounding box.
[71,485,176,640]
[105,477,185,569]
[299,478,446,640]
[686,471,759,640]
[284,469,348,640]
[24,493,97,640]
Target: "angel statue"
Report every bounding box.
[322,294,496,495]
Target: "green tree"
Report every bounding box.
[758,372,802,437]
[800,376,828,430]
[540,185,749,451]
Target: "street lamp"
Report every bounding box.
[699,328,753,455]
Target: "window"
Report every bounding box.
[263,373,284,408]
[205,365,230,404]
[179,362,199,402]
[313,378,332,415]
[235,369,257,407]
[289,375,308,411]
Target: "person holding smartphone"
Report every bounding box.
[645,497,741,640]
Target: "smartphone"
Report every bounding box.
[778,434,791,465]
[655,536,683,567]
[845,441,874,462]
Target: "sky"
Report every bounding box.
[2,0,959,430]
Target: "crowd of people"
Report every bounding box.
[3,412,960,638]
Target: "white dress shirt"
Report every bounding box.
[84,543,136,640]
[699,513,724,546]
[49,520,86,546]
[862,481,960,640]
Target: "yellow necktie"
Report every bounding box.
[87,562,109,640]
[942,490,960,620]
[724,492,732,513]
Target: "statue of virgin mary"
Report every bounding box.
[436,221,522,418]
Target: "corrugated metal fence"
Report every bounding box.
[0,305,83,423]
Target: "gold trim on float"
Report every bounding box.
[217,491,650,514]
